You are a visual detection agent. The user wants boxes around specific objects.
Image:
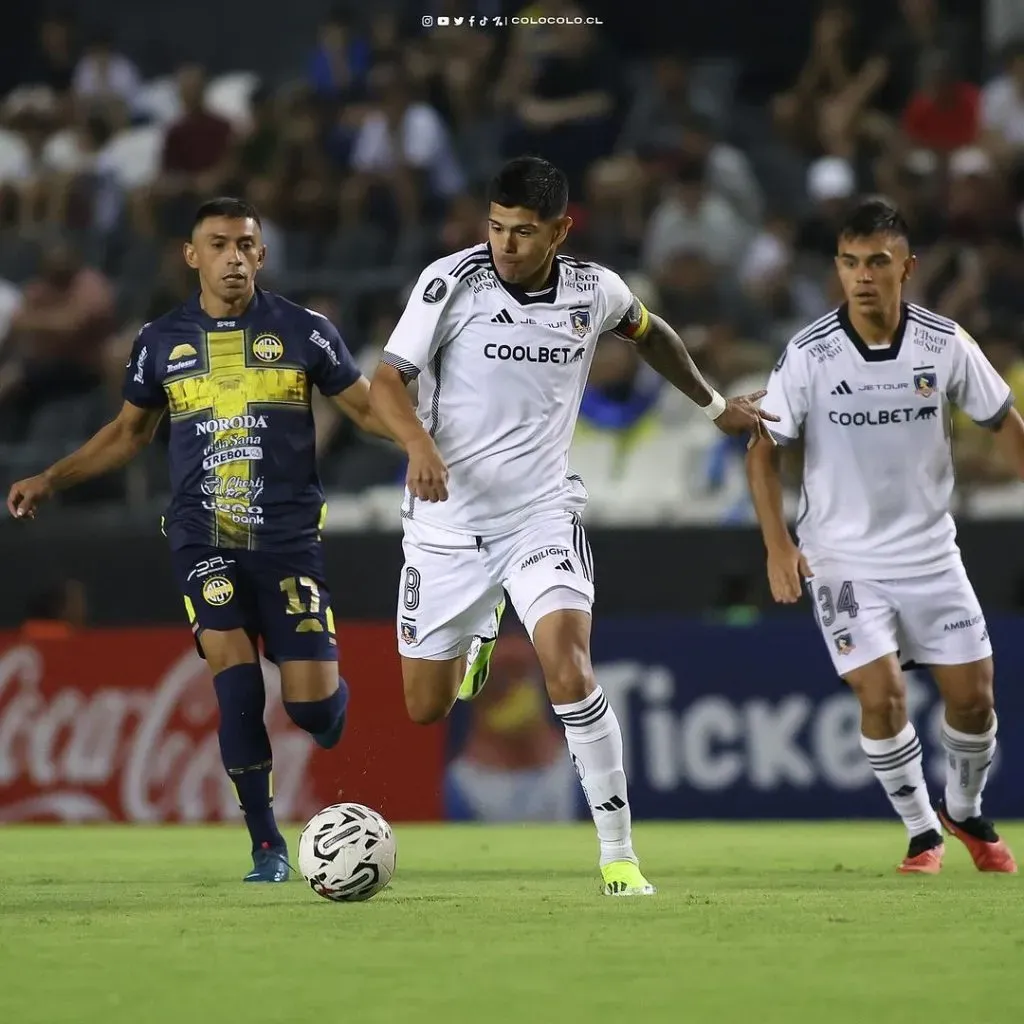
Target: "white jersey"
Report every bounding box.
[382,244,637,534]
[763,302,1013,580]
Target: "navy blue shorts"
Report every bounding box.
[171,545,338,664]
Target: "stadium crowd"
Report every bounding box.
[0,0,1023,524]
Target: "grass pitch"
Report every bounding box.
[1,822,1023,1023]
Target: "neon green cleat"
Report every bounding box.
[601,860,657,896]
[457,598,506,701]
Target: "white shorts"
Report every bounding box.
[397,510,595,660]
[809,561,992,675]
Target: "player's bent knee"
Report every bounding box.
[199,628,258,675]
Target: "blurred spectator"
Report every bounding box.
[22,15,76,96]
[71,33,142,114]
[579,337,662,436]
[40,111,119,230]
[676,114,764,226]
[306,9,372,102]
[344,62,464,228]
[942,146,1006,247]
[642,158,751,273]
[406,1,496,130]
[153,64,233,235]
[901,48,980,152]
[272,95,338,239]
[0,241,114,440]
[795,156,856,260]
[981,38,1024,162]
[772,1,890,159]
[422,194,485,264]
[506,16,620,196]
[655,249,767,355]
[739,214,825,332]
[618,52,718,154]
[0,98,59,229]
[873,0,974,121]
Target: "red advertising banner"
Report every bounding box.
[0,624,443,823]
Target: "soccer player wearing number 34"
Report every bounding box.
[747,199,1022,874]
[369,156,776,895]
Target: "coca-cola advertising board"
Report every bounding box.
[0,625,444,823]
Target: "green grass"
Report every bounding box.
[2,823,1023,1023]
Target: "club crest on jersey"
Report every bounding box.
[834,632,855,655]
[422,277,447,304]
[400,619,418,644]
[914,371,937,397]
[570,309,592,338]
[252,334,284,363]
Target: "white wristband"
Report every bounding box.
[701,389,727,421]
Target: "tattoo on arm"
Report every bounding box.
[612,302,715,407]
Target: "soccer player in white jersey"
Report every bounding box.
[747,198,1024,874]
[369,156,773,895]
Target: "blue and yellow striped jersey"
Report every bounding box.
[123,288,360,551]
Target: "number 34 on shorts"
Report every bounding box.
[809,566,991,673]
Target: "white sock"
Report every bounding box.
[553,686,635,866]
[941,715,997,821]
[861,722,940,838]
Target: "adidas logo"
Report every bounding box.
[888,784,917,798]
[490,309,514,324]
[594,795,626,811]
[554,559,575,573]
[831,380,853,395]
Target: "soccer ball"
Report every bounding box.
[297,802,397,902]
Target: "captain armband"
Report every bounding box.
[611,296,651,344]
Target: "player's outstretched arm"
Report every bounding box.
[327,375,395,441]
[369,363,448,502]
[614,308,778,437]
[991,407,1024,479]
[7,401,164,519]
[745,435,812,604]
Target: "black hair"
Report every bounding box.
[192,197,262,231]
[837,197,909,244]
[487,156,568,221]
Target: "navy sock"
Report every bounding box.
[284,677,349,749]
[213,663,285,854]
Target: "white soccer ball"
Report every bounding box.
[298,802,397,902]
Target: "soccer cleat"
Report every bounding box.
[898,829,945,874]
[457,598,506,701]
[936,798,1018,873]
[243,842,291,882]
[601,860,656,896]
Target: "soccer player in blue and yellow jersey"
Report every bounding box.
[7,198,391,882]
